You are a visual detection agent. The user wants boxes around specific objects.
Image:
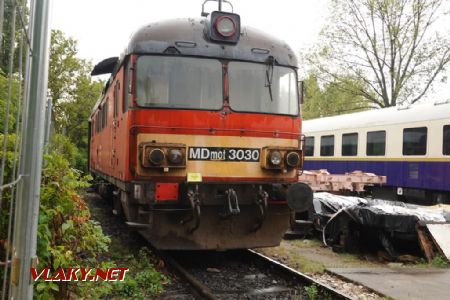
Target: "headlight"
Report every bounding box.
[149,148,165,165]
[167,148,183,164]
[286,151,300,167]
[269,151,282,166]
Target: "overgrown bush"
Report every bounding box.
[2,134,169,299]
[35,135,169,299]
[35,136,110,298]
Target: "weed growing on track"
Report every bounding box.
[112,249,170,299]
[430,255,450,268]
[304,283,318,300]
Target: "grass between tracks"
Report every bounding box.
[259,243,326,274]
[257,238,383,275]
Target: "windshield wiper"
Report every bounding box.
[265,56,275,102]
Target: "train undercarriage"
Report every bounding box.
[96,178,312,250]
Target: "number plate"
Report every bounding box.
[188,147,260,162]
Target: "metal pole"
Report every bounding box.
[10,0,51,298]
[218,0,222,11]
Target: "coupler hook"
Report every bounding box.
[253,186,268,231]
[185,185,201,233]
[225,188,240,216]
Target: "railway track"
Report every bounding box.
[86,192,354,299]
[159,249,352,300]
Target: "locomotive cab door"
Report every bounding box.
[111,80,120,171]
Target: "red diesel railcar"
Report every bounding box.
[89,3,312,250]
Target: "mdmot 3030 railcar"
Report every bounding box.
[303,101,450,204]
[88,2,312,250]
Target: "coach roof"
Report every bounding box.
[125,18,298,67]
[303,101,450,133]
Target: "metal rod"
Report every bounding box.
[0,0,17,212]
[0,0,4,54]
[2,29,25,300]
[10,0,51,298]
[0,175,23,191]
[218,0,222,11]
[14,0,33,52]
[44,94,52,147]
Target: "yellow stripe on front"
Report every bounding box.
[136,133,299,179]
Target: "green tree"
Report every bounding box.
[302,74,370,119]
[48,30,86,128]
[307,0,450,107]
[59,74,103,171]
[48,30,103,171]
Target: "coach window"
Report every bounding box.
[367,131,386,156]
[136,56,222,110]
[444,125,450,155]
[320,135,334,156]
[304,136,314,156]
[342,133,358,156]
[403,127,427,155]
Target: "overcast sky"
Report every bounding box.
[50,0,329,64]
[50,0,448,101]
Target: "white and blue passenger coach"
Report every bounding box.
[303,101,450,204]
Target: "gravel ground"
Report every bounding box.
[170,250,337,299]
[311,273,380,300]
[257,240,384,300]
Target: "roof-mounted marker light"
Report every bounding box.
[209,11,240,44]
[215,16,236,37]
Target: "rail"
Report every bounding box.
[159,249,353,299]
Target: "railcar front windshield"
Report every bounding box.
[135,56,299,116]
[228,62,298,116]
[136,56,223,109]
